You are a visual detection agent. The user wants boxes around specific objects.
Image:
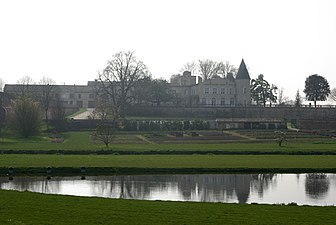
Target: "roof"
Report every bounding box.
[236,59,250,79]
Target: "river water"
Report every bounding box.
[1,174,335,206]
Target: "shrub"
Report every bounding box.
[11,96,42,137]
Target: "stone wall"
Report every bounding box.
[126,105,336,129]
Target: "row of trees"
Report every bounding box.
[97,51,335,113]
[250,73,332,108]
[1,51,335,138]
[180,60,237,80]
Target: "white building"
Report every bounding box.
[170,59,251,107]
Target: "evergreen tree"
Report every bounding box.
[250,74,277,106]
[294,90,302,107]
[303,74,330,107]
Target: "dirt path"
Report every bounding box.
[71,108,95,120]
[221,130,256,141]
[136,135,157,144]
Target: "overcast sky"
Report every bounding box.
[1,0,335,101]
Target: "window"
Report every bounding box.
[221,98,225,105]
[77,100,83,108]
[69,93,74,98]
[204,87,209,94]
[213,88,217,94]
[220,88,225,94]
[89,93,94,99]
[184,89,188,95]
[212,98,216,105]
[78,94,81,99]
[230,98,234,106]
[201,98,206,105]
[229,88,232,94]
[88,101,95,108]
[243,87,247,94]
[69,101,73,105]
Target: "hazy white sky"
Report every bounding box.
[1,0,335,100]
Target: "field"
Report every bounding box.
[1,131,336,155]
[1,154,336,171]
[0,189,335,225]
[1,129,335,224]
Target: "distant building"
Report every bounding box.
[4,81,98,109]
[170,59,251,107]
[4,59,251,111]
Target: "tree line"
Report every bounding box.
[1,50,335,139]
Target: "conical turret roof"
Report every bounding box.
[236,59,250,79]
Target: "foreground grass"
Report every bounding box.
[0,190,335,225]
[1,131,336,154]
[1,154,336,169]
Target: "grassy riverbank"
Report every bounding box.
[0,190,335,225]
[1,154,336,175]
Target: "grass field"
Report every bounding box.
[0,189,335,225]
[1,131,336,154]
[0,129,335,224]
[1,154,336,169]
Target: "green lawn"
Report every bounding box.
[0,190,335,225]
[1,154,336,169]
[1,131,336,154]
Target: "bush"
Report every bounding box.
[10,96,42,137]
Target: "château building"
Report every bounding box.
[4,60,251,112]
[170,59,251,107]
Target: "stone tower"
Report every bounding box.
[235,59,251,106]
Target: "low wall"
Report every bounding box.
[126,106,336,129]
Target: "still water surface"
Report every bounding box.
[1,174,336,206]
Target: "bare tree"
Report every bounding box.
[38,77,56,131]
[329,88,336,102]
[0,89,6,141]
[294,89,303,107]
[274,131,287,147]
[180,61,197,75]
[16,76,35,96]
[92,122,115,148]
[51,92,67,131]
[0,78,4,92]
[91,101,116,148]
[218,61,238,78]
[98,51,149,118]
[277,87,290,105]
[198,59,222,80]
[17,76,34,85]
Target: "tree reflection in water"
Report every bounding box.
[251,174,276,198]
[2,174,336,205]
[305,174,329,199]
[86,174,277,203]
[0,176,62,194]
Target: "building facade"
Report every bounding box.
[170,59,251,107]
[4,81,98,110]
[4,60,251,111]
